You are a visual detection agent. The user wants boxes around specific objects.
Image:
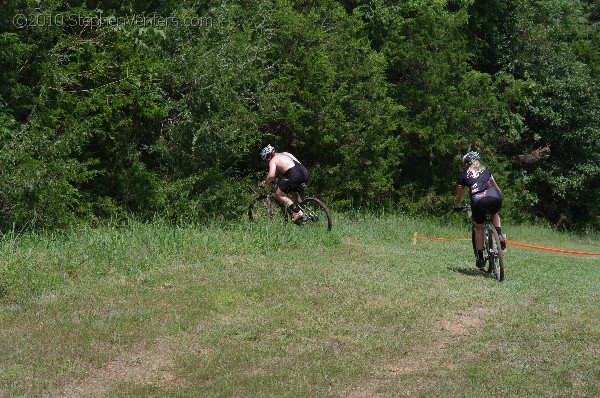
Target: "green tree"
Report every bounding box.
[468,0,600,227]
[158,0,402,216]
[356,0,510,211]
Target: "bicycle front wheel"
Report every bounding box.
[488,227,505,282]
[248,195,285,224]
[297,197,332,231]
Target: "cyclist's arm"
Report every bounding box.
[453,186,464,207]
[490,178,502,195]
[263,158,277,185]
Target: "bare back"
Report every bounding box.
[268,152,300,177]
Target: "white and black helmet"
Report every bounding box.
[462,151,480,166]
[260,144,276,160]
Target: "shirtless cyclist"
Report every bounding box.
[259,145,310,223]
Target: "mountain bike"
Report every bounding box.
[248,184,332,231]
[461,205,505,282]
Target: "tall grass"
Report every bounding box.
[0,214,598,397]
[0,219,341,305]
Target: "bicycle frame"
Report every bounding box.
[248,184,332,231]
[462,205,505,282]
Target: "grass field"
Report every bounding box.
[1,213,599,397]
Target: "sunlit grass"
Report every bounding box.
[0,214,598,397]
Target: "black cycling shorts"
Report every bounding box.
[278,164,309,194]
[471,187,502,224]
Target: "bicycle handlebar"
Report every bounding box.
[456,204,472,217]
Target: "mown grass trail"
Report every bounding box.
[0,215,599,397]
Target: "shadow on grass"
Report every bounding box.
[449,266,496,280]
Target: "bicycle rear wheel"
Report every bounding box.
[296,197,332,231]
[248,195,285,224]
[487,226,505,282]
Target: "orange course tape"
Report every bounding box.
[506,240,600,256]
[412,232,600,256]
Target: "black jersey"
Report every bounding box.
[457,168,503,223]
[457,168,495,196]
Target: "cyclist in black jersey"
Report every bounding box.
[453,151,506,269]
[260,144,310,223]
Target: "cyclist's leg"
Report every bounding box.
[276,176,296,209]
[473,223,486,268]
[280,167,308,220]
[290,190,301,203]
[480,190,504,239]
[470,201,486,250]
[276,187,304,223]
[491,213,501,229]
[474,223,484,250]
[288,165,308,205]
[486,196,505,249]
[471,224,476,257]
[470,201,487,268]
[277,181,304,223]
[295,185,305,203]
[491,212,506,249]
[275,187,293,208]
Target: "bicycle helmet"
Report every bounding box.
[462,151,480,166]
[261,144,275,160]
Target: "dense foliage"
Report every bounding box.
[1,0,598,230]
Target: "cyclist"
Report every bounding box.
[259,144,310,223]
[453,151,506,270]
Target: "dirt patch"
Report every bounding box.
[56,337,176,398]
[385,306,488,375]
[343,305,494,397]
